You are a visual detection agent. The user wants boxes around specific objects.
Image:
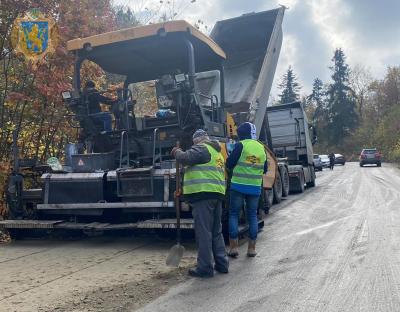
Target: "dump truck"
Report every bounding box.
[1,7,316,235]
[267,102,317,193]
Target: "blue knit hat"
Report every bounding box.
[237,122,257,140]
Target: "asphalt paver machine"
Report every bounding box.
[2,8,290,233]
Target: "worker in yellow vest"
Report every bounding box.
[226,122,267,257]
[172,129,229,278]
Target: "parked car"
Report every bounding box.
[319,154,330,168]
[359,148,382,167]
[313,154,323,171]
[334,153,346,165]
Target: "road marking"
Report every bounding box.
[295,216,353,236]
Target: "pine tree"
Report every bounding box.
[278,66,301,104]
[115,6,140,28]
[307,78,325,121]
[326,49,358,145]
[306,78,329,146]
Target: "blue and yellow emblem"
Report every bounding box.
[11,9,58,63]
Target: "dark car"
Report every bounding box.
[334,153,346,165]
[313,154,323,171]
[359,148,382,167]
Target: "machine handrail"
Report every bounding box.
[119,131,130,168]
[152,128,161,167]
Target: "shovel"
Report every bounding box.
[166,155,185,267]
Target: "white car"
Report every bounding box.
[319,154,330,168]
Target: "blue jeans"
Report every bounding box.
[91,112,112,132]
[229,190,259,241]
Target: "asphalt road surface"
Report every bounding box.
[139,162,400,312]
[2,162,400,312]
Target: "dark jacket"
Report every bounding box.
[175,140,225,203]
[84,88,114,114]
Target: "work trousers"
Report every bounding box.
[191,199,229,274]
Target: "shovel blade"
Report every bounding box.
[166,244,185,267]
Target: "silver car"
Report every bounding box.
[313,154,323,171]
[359,148,382,167]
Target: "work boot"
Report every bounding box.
[227,239,239,258]
[188,268,214,278]
[247,240,257,257]
[214,263,229,274]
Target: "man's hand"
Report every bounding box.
[171,147,182,158]
[174,189,182,198]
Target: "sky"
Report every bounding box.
[116,0,400,97]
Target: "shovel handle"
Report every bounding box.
[175,142,182,244]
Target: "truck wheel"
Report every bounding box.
[273,171,283,204]
[298,172,305,193]
[306,167,316,188]
[280,166,290,197]
[262,188,274,214]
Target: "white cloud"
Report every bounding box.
[307,0,400,79]
[115,0,400,94]
[278,0,299,9]
[309,0,353,48]
[273,34,300,97]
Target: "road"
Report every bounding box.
[139,163,400,312]
[1,162,400,312]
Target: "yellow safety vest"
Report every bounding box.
[183,144,226,195]
[231,139,266,187]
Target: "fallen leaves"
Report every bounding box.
[0,229,11,244]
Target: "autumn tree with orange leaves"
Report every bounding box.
[0,0,118,216]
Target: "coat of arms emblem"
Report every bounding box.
[11,9,58,64]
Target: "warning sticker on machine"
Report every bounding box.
[78,159,84,166]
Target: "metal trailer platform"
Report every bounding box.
[0,219,264,232]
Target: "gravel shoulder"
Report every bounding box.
[0,236,196,312]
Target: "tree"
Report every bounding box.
[307,78,324,108]
[116,0,197,25]
[278,66,301,104]
[358,66,400,161]
[0,0,117,162]
[326,49,358,145]
[305,78,329,146]
[307,78,327,121]
[349,64,373,118]
[115,6,139,28]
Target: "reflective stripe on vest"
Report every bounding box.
[231,139,267,187]
[183,143,226,195]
